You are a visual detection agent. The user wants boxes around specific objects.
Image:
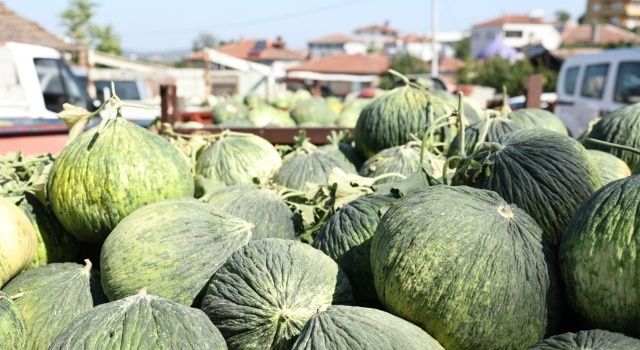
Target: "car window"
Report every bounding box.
[95,80,141,101]
[563,66,579,95]
[34,58,87,112]
[581,63,609,99]
[614,61,640,103]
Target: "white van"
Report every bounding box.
[556,47,640,136]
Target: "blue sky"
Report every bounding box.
[5,0,586,52]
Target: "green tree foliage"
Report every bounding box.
[60,0,122,55]
[379,54,429,89]
[555,10,571,23]
[457,57,557,95]
[192,33,220,52]
[454,36,471,60]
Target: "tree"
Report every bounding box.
[192,32,220,51]
[454,36,471,60]
[60,0,122,55]
[555,10,571,23]
[379,53,430,89]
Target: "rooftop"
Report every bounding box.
[288,53,389,75]
[354,23,399,36]
[561,24,640,45]
[212,38,306,62]
[474,14,553,28]
[0,3,75,51]
[308,33,358,44]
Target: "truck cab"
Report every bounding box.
[0,41,93,121]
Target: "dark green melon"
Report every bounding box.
[201,238,352,350]
[204,185,298,240]
[320,140,365,170]
[529,329,640,349]
[49,290,227,349]
[354,85,456,158]
[507,108,568,135]
[313,195,394,306]
[274,151,355,191]
[371,185,560,350]
[2,260,106,349]
[588,150,631,186]
[0,290,25,350]
[560,175,640,336]
[290,97,338,126]
[359,143,444,184]
[447,117,522,157]
[100,198,252,306]
[47,116,195,243]
[196,132,282,187]
[292,305,443,350]
[452,129,601,245]
[585,103,640,173]
[430,89,483,123]
[18,193,79,269]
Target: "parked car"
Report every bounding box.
[555,48,640,136]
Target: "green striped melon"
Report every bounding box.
[529,329,640,349]
[587,150,631,186]
[0,197,37,287]
[447,117,522,157]
[359,143,444,184]
[0,290,25,350]
[274,151,354,191]
[507,108,568,135]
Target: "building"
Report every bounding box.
[353,22,399,50]
[287,53,388,96]
[470,14,561,59]
[586,0,640,29]
[307,34,366,58]
[212,37,306,69]
[0,3,75,52]
[561,23,640,45]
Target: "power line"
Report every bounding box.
[121,0,369,37]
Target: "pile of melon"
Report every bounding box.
[2,85,640,350]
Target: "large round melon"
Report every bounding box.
[101,198,252,306]
[205,185,298,240]
[560,175,640,336]
[447,117,522,156]
[290,97,338,126]
[452,129,601,245]
[50,290,227,349]
[585,103,640,173]
[313,195,395,306]
[18,193,79,269]
[48,117,194,243]
[429,89,484,123]
[201,238,352,350]
[529,329,640,349]
[320,140,365,170]
[2,260,105,349]
[0,196,37,287]
[359,143,444,184]
[248,103,295,127]
[371,185,560,350]
[507,108,568,135]
[336,99,369,127]
[196,132,282,186]
[274,151,354,191]
[588,149,631,186]
[0,290,25,350]
[292,305,443,350]
[354,85,456,157]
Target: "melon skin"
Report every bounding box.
[313,195,395,306]
[196,132,282,186]
[0,196,37,287]
[354,86,455,158]
[289,97,338,126]
[100,198,252,306]
[205,185,298,240]
[47,117,194,243]
[452,128,601,245]
[529,329,640,349]
[201,238,352,350]
[560,175,640,336]
[292,305,444,350]
[584,103,640,173]
[0,290,25,350]
[359,143,444,184]
[507,108,568,135]
[371,185,560,350]
[447,117,522,157]
[49,292,227,350]
[274,151,354,191]
[587,149,631,186]
[1,261,105,350]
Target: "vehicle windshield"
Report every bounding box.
[33,58,88,112]
[95,80,141,101]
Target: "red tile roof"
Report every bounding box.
[474,14,552,28]
[214,39,306,61]
[561,24,640,45]
[288,53,389,75]
[0,3,76,51]
[309,33,358,44]
[354,24,399,36]
[438,57,464,71]
[400,34,431,43]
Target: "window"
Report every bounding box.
[592,3,601,12]
[581,63,609,99]
[564,66,580,95]
[34,58,86,112]
[505,30,523,38]
[614,61,640,103]
[611,2,623,12]
[95,80,141,102]
[486,31,494,39]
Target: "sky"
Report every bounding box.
[5,0,586,52]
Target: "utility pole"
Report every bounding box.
[431,0,439,77]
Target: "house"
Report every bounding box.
[390,32,463,61]
[470,14,561,59]
[561,23,640,46]
[307,33,366,58]
[353,22,399,50]
[586,0,640,30]
[0,3,75,52]
[287,53,388,96]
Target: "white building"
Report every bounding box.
[353,22,399,50]
[470,14,561,59]
[307,34,366,58]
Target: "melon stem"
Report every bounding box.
[83,259,92,272]
[585,138,640,156]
